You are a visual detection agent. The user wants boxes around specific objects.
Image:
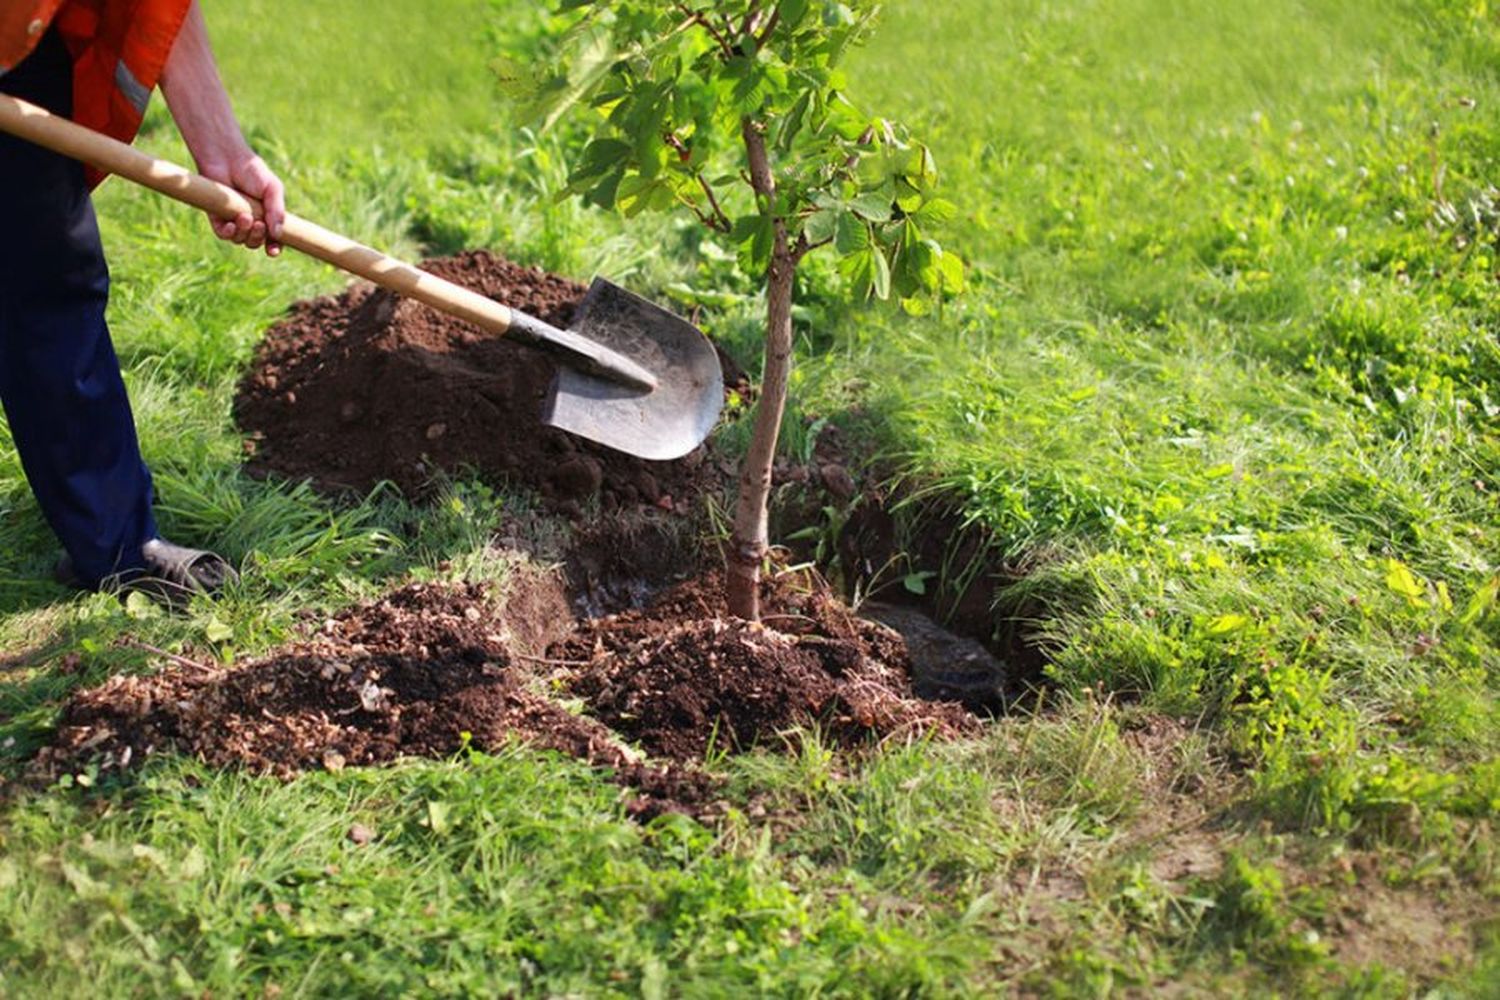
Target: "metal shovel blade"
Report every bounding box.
[542,279,724,461]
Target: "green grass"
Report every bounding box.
[2,0,1499,994]
[830,0,1500,846]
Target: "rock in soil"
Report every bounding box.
[861,602,1010,711]
[233,250,721,510]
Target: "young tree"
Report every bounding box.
[533,0,962,620]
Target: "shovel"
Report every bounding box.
[0,93,723,461]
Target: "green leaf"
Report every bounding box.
[1459,576,1500,626]
[583,169,624,211]
[906,236,942,292]
[124,590,160,620]
[804,208,838,244]
[730,215,763,243]
[841,249,877,299]
[834,213,869,254]
[204,618,234,644]
[778,0,812,30]
[617,174,671,217]
[895,179,924,214]
[1206,613,1250,636]
[871,246,892,300]
[426,800,455,837]
[848,190,893,223]
[937,250,965,293]
[902,571,934,595]
[738,214,775,274]
[776,91,813,152]
[915,197,958,224]
[527,25,619,132]
[907,143,939,187]
[1384,559,1426,602]
[572,138,632,181]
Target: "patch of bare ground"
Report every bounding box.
[1018,713,1489,989]
[1287,842,1492,984]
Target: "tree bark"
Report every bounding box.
[726,119,795,621]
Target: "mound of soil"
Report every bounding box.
[36,583,616,777]
[35,573,975,816]
[562,572,977,760]
[35,581,714,817]
[234,251,724,510]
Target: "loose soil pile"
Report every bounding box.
[565,572,976,760]
[234,251,726,511]
[35,573,975,818]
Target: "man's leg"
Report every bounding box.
[0,29,158,586]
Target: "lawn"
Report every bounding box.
[1,0,1497,995]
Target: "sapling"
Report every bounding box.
[531,0,962,619]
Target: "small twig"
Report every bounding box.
[739,2,761,38]
[755,8,781,48]
[697,174,733,232]
[676,191,721,232]
[119,637,221,675]
[794,232,832,262]
[673,1,735,58]
[510,651,592,668]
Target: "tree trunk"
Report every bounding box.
[726,119,795,621]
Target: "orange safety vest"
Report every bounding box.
[0,0,192,186]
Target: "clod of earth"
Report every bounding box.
[562,572,977,760]
[233,251,731,509]
[34,572,975,818]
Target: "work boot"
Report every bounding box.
[55,538,239,604]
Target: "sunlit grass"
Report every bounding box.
[0,0,1497,994]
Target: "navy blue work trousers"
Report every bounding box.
[0,29,157,585]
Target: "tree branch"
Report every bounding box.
[697,173,733,232]
[794,231,832,262]
[676,193,721,233]
[665,132,731,232]
[119,637,221,675]
[739,2,762,39]
[673,1,735,58]
[755,8,781,48]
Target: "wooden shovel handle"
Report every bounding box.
[0,92,517,337]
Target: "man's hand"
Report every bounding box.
[158,1,284,257]
[198,152,284,255]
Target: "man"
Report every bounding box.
[0,0,282,597]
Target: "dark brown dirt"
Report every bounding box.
[34,582,632,778]
[234,250,725,510]
[34,573,975,818]
[773,419,1052,700]
[562,570,978,760]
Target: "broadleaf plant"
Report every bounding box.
[533,0,963,619]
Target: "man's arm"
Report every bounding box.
[158,1,284,256]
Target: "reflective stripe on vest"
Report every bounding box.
[113,57,148,113]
